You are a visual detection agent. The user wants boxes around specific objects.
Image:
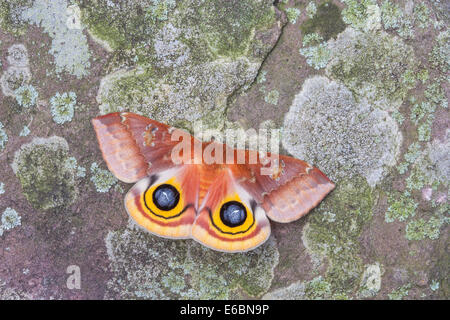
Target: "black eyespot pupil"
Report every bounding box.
[153,184,179,211]
[220,201,247,227]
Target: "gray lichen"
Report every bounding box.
[105,220,279,299]
[88,0,280,131]
[326,27,417,111]
[282,76,402,186]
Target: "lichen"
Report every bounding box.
[50,91,76,124]
[341,0,380,32]
[414,2,431,29]
[305,2,317,19]
[264,89,279,105]
[0,122,8,152]
[1,207,21,231]
[14,84,38,108]
[285,8,300,24]
[385,194,418,223]
[405,216,449,241]
[399,132,449,194]
[105,220,279,299]
[380,0,403,30]
[87,0,279,131]
[359,263,382,298]
[7,43,29,67]
[0,66,31,97]
[282,76,402,186]
[302,176,376,296]
[66,157,86,178]
[299,33,331,70]
[388,284,410,300]
[300,2,345,40]
[90,162,117,193]
[326,27,417,111]
[21,0,91,78]
[430,280,439,291]
[0,182,4,195]
[11,136,78,210]
[429,30,449,73]
[19,125,30,137]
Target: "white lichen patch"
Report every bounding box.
[154,23,190,68]
[21,0,90,78]
[359,262,383,298]
[15,84,38,108]
[104,219,279,299]
[7,44,29,67]
[282,76,402,186]
[1,66,31,97]
[1,207,21,231]
[0,122,8,152]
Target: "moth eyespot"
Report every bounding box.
[143,179,185,219]
[220,201,247,227]
[152,184,180,211]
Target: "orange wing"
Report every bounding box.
[191,169,271,252]
[125,166,199,239]
[92,112,185,183]
[230,153,335,223]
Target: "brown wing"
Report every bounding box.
[91,112,184,183]
[229,152,335,223]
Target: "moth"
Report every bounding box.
[92,112,334,252]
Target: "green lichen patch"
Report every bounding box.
[282,76,402,186]
[326,27,418,111]
[90,162,117,193]
[385,193,418,223]
[359,263,383,298]
[264,89,280,105]
[300,1,346,41]
[341,0,380,32]
[0,0,32,35]
[405,216,449,241]
[429,30,450,73]
[302,176,376,296]
[50,91,77,124]
[105,221,279,299]
[11,136,78,210]
[388,284,410,300]
[87,0,280,132]
[398,131,449,194]
[285,8,301,24]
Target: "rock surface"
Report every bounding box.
[0,0,448,299]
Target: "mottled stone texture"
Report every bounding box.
[0,0,448,300]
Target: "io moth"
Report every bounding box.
[92,112,334,252]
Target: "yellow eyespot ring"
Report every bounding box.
[209,194,255,234]
[143,178,185,219]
